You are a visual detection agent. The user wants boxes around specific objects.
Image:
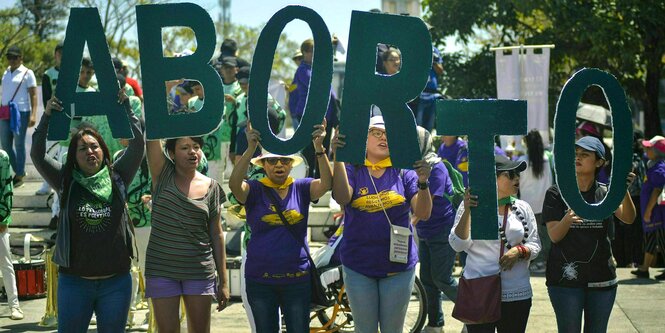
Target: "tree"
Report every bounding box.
[19,0,68,41]
[424,0,665,137]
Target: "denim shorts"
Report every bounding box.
[145,277,216,299]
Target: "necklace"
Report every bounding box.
[498,204,529,250]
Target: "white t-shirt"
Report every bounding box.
[518,154,553,214]
[449,200,541,302]
[1,64,37,112]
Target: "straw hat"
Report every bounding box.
[250,149,304,167]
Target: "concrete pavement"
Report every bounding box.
[1,268,664,332]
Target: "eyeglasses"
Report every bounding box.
[6,55,18,60]
[264,157,293,166]
[369,129,386,139]
[498,170,520,180]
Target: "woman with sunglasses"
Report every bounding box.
[331,116,432,333]
[449,155,541,333]
[543,136,635,333]
[229,120,332,332]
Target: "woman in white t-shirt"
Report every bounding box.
[518,130,554,273]
[1,45,38,187]
[450,155,541,333]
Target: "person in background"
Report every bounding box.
[0,148,23,319]
[113,57,142,101]
[543,136,635,333]
[414,46,443,131]
[414,127,457,333]
[450,155,541,333]
[32,89,144,332]
[332,116,432,333]
[288,38,340,178]
[517,130,554,273]
[218,38,250,69]
[632,135,665,280]
[438,136,469,187]
[36,42,64,197]
[1,45,38,188]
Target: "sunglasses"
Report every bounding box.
[498,170,520,179]
[264,157,293,166]
[369,129,386,139]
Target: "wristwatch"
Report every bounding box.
[417,180,429,190]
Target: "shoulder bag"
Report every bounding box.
[262,186,334,308]
[0,69,28,122]
[451,204,508,324]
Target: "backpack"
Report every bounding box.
[441,159,465,208]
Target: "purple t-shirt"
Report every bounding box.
[415,162,455,239]
[340,165,419,278]
[437,138,469,187]
[244,178,313,284]
[641,160,665,233]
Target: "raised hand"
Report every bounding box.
[312,118,327,151]
[44,96,63,116]
[463,187,478,211]
[413,159,432,183]
[245,121,261,151]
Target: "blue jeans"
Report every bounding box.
[419,226,458,327]
[548,286,617,333]
[245,279,310,333]
[343,266,416,333]
[0,111,30,176]
[58,272,132,333]
[415,96,437,131]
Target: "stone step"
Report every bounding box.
[9,208,52,228]
[13,181,54,209]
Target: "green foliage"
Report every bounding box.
[423,0,665,136]
[216,21,299,85]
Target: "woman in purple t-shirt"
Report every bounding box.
[229,121,331,332]
[331,116,432,333]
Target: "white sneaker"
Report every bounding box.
[10,307,24,320]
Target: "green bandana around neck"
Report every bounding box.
[497,195,517,206]
[72,165,113,203]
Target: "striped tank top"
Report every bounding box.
[145,161,225,280]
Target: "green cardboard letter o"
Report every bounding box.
[554,68,632,220]
[248,5,332,155]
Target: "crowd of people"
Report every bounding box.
[0,28,661,333]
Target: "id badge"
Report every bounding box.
[389,224,412,264]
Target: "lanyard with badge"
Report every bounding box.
[368,169,411,264]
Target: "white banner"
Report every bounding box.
[521,48,550,145]
[495,47,551,151]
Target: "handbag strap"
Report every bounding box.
[8,69,28,103]
[262,186,318,269]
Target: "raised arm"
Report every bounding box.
[229,125,260,204]
[411,160,433,221]
[30,97,64,191]
[113,90,145,185]
[331,131,353,206]
[614,172,637,224]
[310,120,332,200]
[146,139,166,190]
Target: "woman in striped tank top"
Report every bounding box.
[145,136,230,332]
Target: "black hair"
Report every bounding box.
[81,57,94,70]
[189,80,202,87]
[181,81,194,94]
[117,73,126,88]
[221,38,238,55]
[381,48,401,62]
[61,127,113,211]
[525,129,545,178]
[165,137,205,153]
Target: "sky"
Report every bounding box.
[0,0,463,60]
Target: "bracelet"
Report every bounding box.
[517,245,527,259]
[315,149,326,157]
